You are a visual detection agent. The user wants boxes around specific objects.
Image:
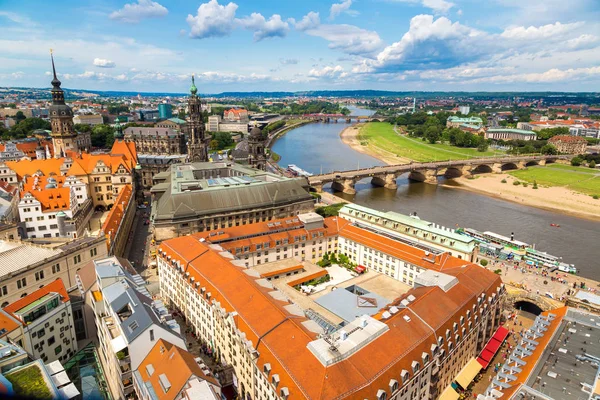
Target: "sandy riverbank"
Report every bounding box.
[447,174,600,221]
[339,124,409,165]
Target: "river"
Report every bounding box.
[271,105,600,279]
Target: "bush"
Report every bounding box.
[513,181,521,186]
[315,203,346,217]
[480,259,488,267]
[590,160,597,169]
[571,156,583,166]
[533,180,538,189]
[522,182,528,187]
[494,269,502,274]
[594,195,599,200]
[501,179,507,183]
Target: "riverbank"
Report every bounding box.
[339,124,409,165]
[446,173,600,221]
[266,119,315,148]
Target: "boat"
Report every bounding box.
[287,164,313,178]
[557,262,577,274]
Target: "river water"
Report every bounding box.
[271,106,600,279]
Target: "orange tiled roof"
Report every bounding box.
[260,264,304,278]
[0,181,17,196]
[101,184,133,247]
[137,339,219,400]
[0,309,21,337]
[158,235,502,400]
[6,158,65,180]
[3,279,69,321]
[548,135,587,143]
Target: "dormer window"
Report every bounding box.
[376,389,387,400]
[389,379,399,392]
[272,374,280,387]
[422,352,429,364]
[400,369,409,383]
[411,361,420,373]
[280,387,289,399]
[263,363,271,375]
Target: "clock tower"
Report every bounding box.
[49,51,79,157]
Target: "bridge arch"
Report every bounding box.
[514,300,544,316]
[501,162,519,171]
[444,167,463,179]
[525,160,539,167]
[545,158,556,164]
[408,170,426,182]
[472,164,493,174]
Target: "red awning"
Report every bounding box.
[492,326,510,342]
[477,326,511,369]
[355,265,366,273]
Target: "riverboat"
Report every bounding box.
[287,164,313,177]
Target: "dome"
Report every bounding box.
[49,103,73,117]
[47,177,57,183]
[45,183,57,189]
[250,125,262,138]
[190,75,198,95]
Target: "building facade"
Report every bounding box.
[485,128,537,141]
[548,135,587,154]
[447,116,483,129]
[3,279,78,364]
[48,54,80,157]
[158,104,172,120]
[247,125,266,170]
[206,115,249,134]
[0,236,107,306]
[73,114,103,126]
[124,127,186,155]
[150,162,315,241]
[157,230,504,400]
[90,257,186,400]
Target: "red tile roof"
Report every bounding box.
[3,279,69,321]
[548,135,587,143]
[101,184,133,248]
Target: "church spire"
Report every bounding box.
[50,49,61,89]
[50,50,65,105]
[190,74,198,95]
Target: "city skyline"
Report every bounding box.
[1,0,600,92]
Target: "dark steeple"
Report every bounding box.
[50,50,65,105]
[187,74,209,162]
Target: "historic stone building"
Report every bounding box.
[49,53,91,156]
[247,125,267,170]
[548,135,587,154]
[150,162,314,241]
[186,75,210,162]
[123,127,186,155]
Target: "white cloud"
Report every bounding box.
[186,0,238,39]
[302,24,383,56]
[280,58,299,65]
[93,58,116,68]
[470,66,600,83]
[368,14,483,70]
[0,11,37,26]
[501,21,583,40]
[295,11,320,31]
[237,13,290,41]
[329,0,358,20]
[308,65,346,77]
[109,0,168,23]
[564,34,600,50]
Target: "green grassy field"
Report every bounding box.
[358,122,502,162]
[509,164,600,196]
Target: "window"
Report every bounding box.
[73,255,81,264]
[0,286,7,297]
[54,345,62,355]
[35,271,45,281]
[48,336,55,346]
[17,278,26,289]
[52,264,60,274]
[150,329,155,341]
[90,248,97,257]
[37,329,45,338]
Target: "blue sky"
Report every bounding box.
[1,0,599,93]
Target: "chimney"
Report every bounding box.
[510,232,514,241]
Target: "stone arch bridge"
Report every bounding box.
[308,155,571,194]
[506,292,564,314]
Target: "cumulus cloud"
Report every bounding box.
[302,23,383,56]
[329,0,358,20]
[93,58,116,68]
[368,14,483,71]
[109,0,168,23]
[237,13,290,41]
[295,11,321,31]
[308,64,348,78]
[564,34,600,50]
[501,21,583,40]
[186,0,238,39]
[469,66,600,84]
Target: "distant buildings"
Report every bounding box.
[158,103,172,119]
[569,122,600,139]
[548,135,587,154]
[73,114,103,126]
[485,128,537,141]
[447,116,483,129]
[459,105,470,115]
[150,162,314,241]
[206,107,250,134]
[3,279,78,364]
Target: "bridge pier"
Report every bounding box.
[491,163,503,174]
[311,183,323,193]
[371,173,398,190]
[538,159,546,166]
[331,179,356,195]
[409,169,437,184]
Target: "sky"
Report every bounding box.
[1,0,600,93]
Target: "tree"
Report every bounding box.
[9,117,51,138]
[209,140,219,151]
[537,127,569,140]
[178,109,187,120]
[522,144,536,154]
[477,141,489,152]
[211,132,233,150]
[571,156,583,166]
[91,124,115,148]
[540,144,558,155]
[590,160,597,169]
[73,124,91,133]
[425,126,440,144]
[14,111,26,122]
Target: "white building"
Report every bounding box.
[206,114,249,133]
[458,106,470,115]
[73,114,103,126]
[570,123,600,139]
[18,174,92,239]
[3,279,78,364]
[91,257,186,400]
